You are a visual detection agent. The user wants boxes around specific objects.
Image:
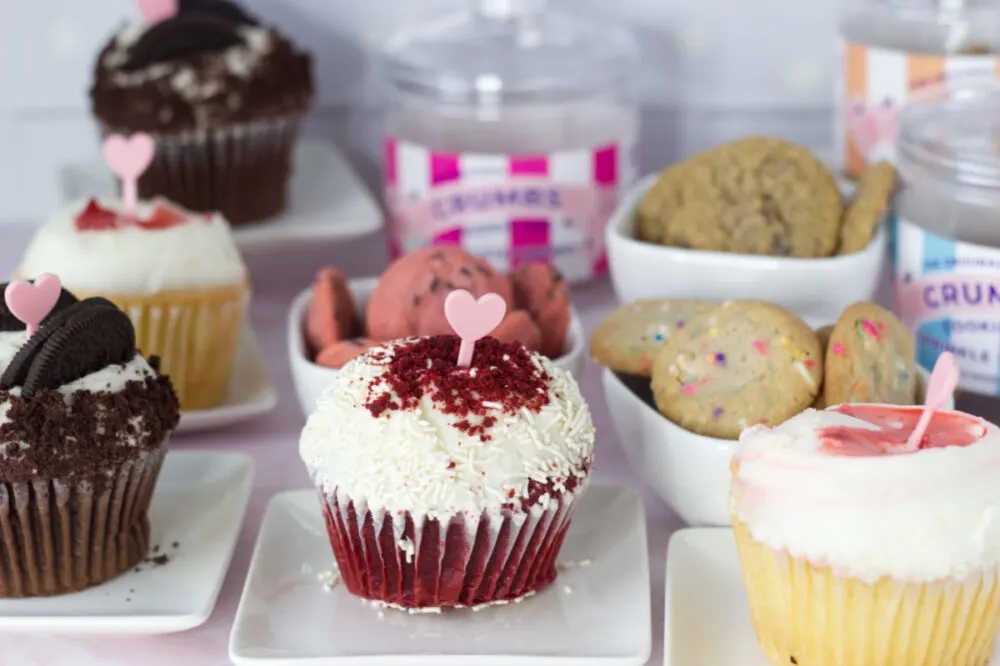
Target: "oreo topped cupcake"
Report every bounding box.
[0,276,179,597]
[90,0,314,225]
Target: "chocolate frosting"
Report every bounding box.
[90,0,313,133]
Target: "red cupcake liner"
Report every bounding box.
[320,487,582,609]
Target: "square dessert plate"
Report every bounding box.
[229,486,652,666]
[0,451,254,634]
[176,324,278,434]
[58,140,383,250]
[664,528,1000,664]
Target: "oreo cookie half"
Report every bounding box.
[180,0,259,26]
[123,13,244,70]
[0,283,78,332]
[0,298,137,398]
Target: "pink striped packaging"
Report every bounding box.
[384,139,636,283]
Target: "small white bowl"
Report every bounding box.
[604,367,950,527]
[288,277,587,416]
[605,174,888,327]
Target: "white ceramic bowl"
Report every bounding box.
[606,174,888,327]
[288,277,587,416]
[604,366,950,527]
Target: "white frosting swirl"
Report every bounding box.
[732,407,1000,583]
[19,198,246,293]
[299,339,595,520]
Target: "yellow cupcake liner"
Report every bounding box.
[71,282,249,411]
[732,518,1000,666]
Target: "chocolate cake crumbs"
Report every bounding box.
[363,336,551,441]
[147,554,170,566]
[172,541,180,549]
[0,376,179,484]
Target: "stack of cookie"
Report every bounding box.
[591,299,919,439]
[636,136,896,257]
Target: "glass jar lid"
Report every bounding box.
[897,82,1000,189]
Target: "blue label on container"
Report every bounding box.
[894,217,1000,396]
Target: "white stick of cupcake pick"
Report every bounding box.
[102,133,156,218]
[5,273,62,338]
[904,351,959,451]
[444,289,506,367]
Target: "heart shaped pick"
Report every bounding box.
[103,133,156,216]
[444,290,507,367]
[904,351,960,451]
[5,274,62,338]
[137,0,178,23]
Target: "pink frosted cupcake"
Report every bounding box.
[299,335,594,609]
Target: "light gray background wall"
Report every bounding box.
[0,0,839,223]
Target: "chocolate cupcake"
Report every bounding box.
[90,0,314,225]
[0,284,179,597]
[299,335,595,610]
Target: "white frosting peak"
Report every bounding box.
[299,339,595,520]
[19,198,247,294]
[733,407,1000,583]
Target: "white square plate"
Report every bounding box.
[176,324,277,434]
[0,451,254,634]
[664,528,1000,665]
[58,140,383,250]
[230,486,652,666]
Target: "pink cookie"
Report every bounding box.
[306,267,358,355]
[511,263,571,358]
[367,247,512,340]
[315,338,379,369]
[491,310,542,352]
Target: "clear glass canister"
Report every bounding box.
[835,0,1000,179]
[381,0,640,283]
[894,83,1000,399]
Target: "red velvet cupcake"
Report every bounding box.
[299,335,594,610]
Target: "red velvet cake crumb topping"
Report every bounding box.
[364,336,551,440]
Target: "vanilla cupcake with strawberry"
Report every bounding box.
[17,133,249,410]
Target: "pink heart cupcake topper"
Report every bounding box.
[136,0,178,23]
[103,133,156,217]
[444,290,507,367]
[5,274,62,337]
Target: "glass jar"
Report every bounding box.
[894,83,1000,400]
[381,0,640,283]
[834,0,1000,180]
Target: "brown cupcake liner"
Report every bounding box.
[71,282,250,411]
[319,486,583,609]
[100,115,303,226]
[0,446,166,598]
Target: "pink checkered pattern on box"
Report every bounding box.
[384,138,634,283]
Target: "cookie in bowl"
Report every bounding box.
[288,248,585,415]
[607,136,895,325]
[0,275,179,597]
[594,298,939,525]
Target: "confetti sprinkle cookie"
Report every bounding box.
[823,302,917,407]
[589,299,713,377]
[650,300,823,439]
